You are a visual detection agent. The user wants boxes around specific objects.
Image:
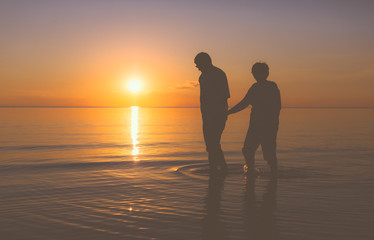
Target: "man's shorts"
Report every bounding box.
[202,116,227,153]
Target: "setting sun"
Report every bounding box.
[128,79,142,93]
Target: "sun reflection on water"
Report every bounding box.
[131,106,139,161]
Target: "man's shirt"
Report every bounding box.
[199,66,230,120]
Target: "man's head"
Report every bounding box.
[251,62,269,81]
[194,52,212,72]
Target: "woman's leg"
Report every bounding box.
[242,126,260,172]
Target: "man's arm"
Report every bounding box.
[227,87,253,115]
[274,84,281,118]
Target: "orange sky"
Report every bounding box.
[1,1,373,107]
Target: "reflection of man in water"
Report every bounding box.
[228,62,281,175]
[194,52,230,172]
[202,174,225,240]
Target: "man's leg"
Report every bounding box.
[203,118,227,172]
[242,127,260,173]
[215,117,228,172]
[208,151,218,172]
[215,148,227,172]
[203,122,217,171]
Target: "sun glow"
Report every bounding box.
[128,79,142,93]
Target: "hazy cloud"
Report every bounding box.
[174,81,199,90]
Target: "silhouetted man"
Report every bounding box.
[194,52,230,173]
[228,62,281,175]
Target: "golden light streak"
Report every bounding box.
[131,106,139,161]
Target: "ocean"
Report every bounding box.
[1,107,373,239]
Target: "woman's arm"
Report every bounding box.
[227,87,253,115]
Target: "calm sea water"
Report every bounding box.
[1,108,373,240]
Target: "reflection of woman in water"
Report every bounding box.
[244,176,279,240]
[202,174,226,240]
[202,173,278,239]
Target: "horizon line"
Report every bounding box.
[0,106,373,109]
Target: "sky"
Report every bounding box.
[1,0,373,107]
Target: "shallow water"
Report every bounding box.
[1,108,374,239]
